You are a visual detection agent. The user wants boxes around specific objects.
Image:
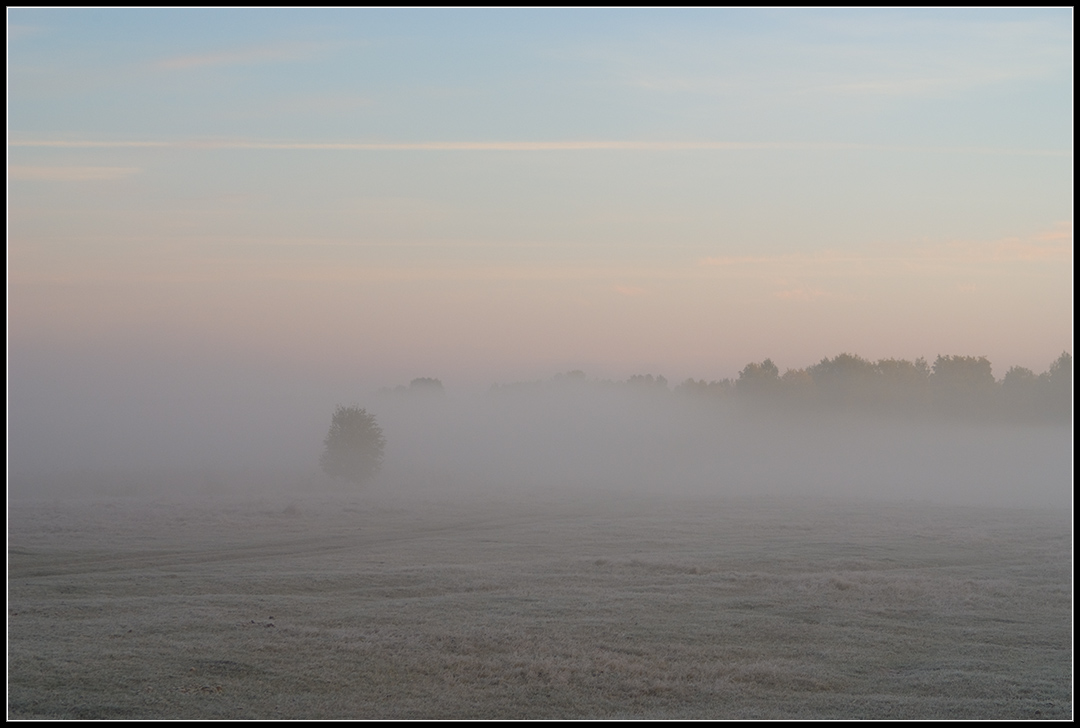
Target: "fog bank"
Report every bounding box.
[10,369,1069,510]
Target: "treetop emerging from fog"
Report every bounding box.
[320,406,386,485]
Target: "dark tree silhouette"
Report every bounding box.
[930,355,995,417]
[931,355,995,388]
[808,353,878,407]
[320,406,386,485]
[627,374,669,391]
[676,377,734,400]
[1043,351,1072,421]
[870,357,931,414]
[1001,365,1041,419]
[676,350,1068,423]
[736,359,780,396]
[408,377,445,395]
[780,367,815,407]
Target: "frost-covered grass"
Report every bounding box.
[8,491,1071,719]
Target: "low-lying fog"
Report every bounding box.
[378,386,1071,510]
[9,370,1071,718]
[8,369,1071,510]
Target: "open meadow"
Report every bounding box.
[8,489,1071,719]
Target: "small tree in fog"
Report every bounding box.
[320,406,386,485]
[408,377,445,395]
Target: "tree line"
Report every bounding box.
[679,351,1071,423]
[487,352,1071,423]
[325,351,1069,486]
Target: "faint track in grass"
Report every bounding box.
[8,509,606,580]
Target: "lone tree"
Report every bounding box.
[320,406,386,485]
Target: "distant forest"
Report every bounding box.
[480,352,1072,425]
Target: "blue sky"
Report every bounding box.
[10,9,1070,144]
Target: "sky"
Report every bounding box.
[7,9,1073,475]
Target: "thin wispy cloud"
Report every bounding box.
[9,260,685,286]
[7,139,835,151]
[632,70,1017,100]
[630,74,739,95]
[9,166,141,182]
[7,23,46,41]
[603,13,1069,110]
[233,93,375,119]
[806,77,969,97]
[698,224,1072,271]
[8,139,1068,156]
[979,227,1071,263]
[12,141,175,149]
[774,286,835,302]
[801,66,1041,98]
[17,224,1066,287]
[156,42,329,71]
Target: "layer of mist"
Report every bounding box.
[372,377,1071,509]
[10,364,1070,510]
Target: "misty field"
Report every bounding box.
[8,490,1071,719]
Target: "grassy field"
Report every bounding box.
[7,489,1072,719]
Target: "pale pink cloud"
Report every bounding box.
[773,286,833,301]
[932,224,1072,264]
[698,223,1072,272]
[8,166,141,181]
[991,221,1071,262]
[9,138,1068,156]
[11,141,171,148]
[8,24,45,41]
[156,42,326,71]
